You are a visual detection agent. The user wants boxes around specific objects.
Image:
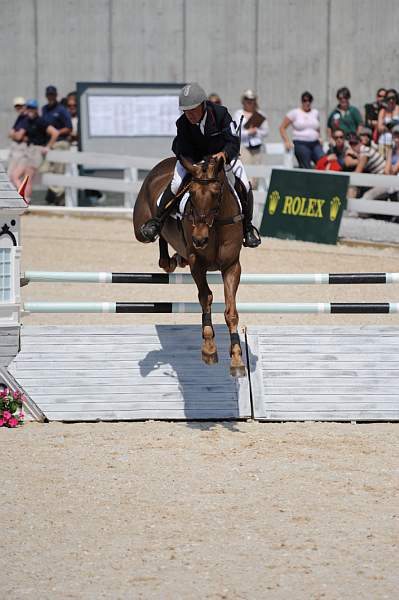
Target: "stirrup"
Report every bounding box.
[139,217,161,243]
[243,224,261,248]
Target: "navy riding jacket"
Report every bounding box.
[172,101,240,164]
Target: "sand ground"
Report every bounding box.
[1,215,399,599]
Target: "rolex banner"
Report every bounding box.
[260,169,349,245]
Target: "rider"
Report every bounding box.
[140,82,261,248]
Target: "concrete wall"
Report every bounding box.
[1,0,399,147]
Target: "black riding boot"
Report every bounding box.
[139,184,176,242]
[242,187,261,248]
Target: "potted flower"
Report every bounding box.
[0,387,25,427]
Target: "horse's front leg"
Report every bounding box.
[190,262,218,365]
[222,261,246,378]
[158,236,177,273]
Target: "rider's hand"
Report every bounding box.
[212,151,226,163]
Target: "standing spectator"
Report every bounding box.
[207,93,222,106]
[41,85,72,204]
[11,99,59,204]
[7,97,27,178]
[364,88,386,141]
[327,87,363,142]
[66,91,79,147]
[279,91,324,169]
[233,89,269,189]
[377,89,399,158]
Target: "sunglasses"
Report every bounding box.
[302,98,312,103]
[387,96,396,101]
[334,135,344,139]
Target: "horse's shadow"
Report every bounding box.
[138,324,258,431]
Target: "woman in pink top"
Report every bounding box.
[279,91,325,168]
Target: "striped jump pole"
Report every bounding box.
[22,301,399,314]
[22,271,399,285]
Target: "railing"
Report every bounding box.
[2,148,399,222]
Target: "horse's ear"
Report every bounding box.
[180,156,196,174]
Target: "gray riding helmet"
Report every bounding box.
[179,83,207,111]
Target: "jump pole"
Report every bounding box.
[23,301,399,314]
[22,271,399,285]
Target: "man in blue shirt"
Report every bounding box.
[7,97,28,178]
[41,85,72,204]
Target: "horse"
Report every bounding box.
[133,155,246,377]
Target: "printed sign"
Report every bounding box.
[260,169,348,245]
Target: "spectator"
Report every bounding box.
[384,124,399,175]
[207,93,222,106]
[233,89,269,189]
[364,88,386,141]
[377,89,399,158]
[345,132,387,200]
[318,128,347,170]
[7,97,27,179]
[41,85,72,204]
[11,99,59,204]
[279,91,324,169]
[327,87,363,142]
[66,91,78,147]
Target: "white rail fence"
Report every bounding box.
[2,147,399,224]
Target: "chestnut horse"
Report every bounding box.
[133,155,246,377]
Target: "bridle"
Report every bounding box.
[183,173,225,227]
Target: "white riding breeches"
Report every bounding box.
[171,158,250,195]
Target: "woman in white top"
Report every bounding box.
[279,91,324,168]
[233,89,269,189]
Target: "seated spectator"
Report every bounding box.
[364,88,386,142]
[384,124,399,175]
[327,87,363,142]
[66,91,79,147]
[7,97,27,179]
[11,99,59,204]
[377,89,399,158]
[345,132,387,200]
[317,128,347,170]
[233,89,269,189]
[279,91,324,169]
[41,85,72,204]
[207,93,222,106]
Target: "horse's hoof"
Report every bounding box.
[159,257,177,273]
[202,351,218,365]
[174,253,188,268]
[230,364,247,378]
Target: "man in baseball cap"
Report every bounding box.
[140,82,261,247]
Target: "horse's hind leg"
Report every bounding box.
[190,262,218,365]
[222,261,246,378]
[158,236,177,273]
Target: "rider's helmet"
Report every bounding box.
[179,83,207,111]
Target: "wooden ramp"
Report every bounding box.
[247,326,399,421]
[8,326,250,421]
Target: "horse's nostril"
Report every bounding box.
[193,236,208,248]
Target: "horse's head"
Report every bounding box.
[180,156,225,250]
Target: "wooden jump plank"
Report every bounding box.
[8,325,250,421]
[248,326,399,421]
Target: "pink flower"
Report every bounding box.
[2,411,11,420]
[19,412,25,419]
[21,394,26,402]
[8,417,18,428]
[0,419,5,427]
[13,390,20,400]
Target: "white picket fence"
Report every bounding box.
[2,147,399,224]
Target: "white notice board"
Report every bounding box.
[88,95,180,137]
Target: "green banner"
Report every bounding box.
[260,169,349,245]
